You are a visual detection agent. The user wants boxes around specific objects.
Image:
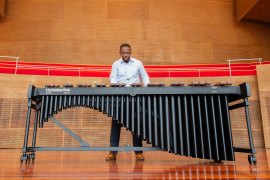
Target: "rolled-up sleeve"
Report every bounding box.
[110,62,118,84]
[139,62,150,86]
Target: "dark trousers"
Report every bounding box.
[110,120,142,154]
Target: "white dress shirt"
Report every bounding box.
[110,57,150,86]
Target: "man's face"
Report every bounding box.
[120,46,131,62]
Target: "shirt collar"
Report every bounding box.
[121,57,134,64]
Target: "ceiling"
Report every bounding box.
[236,0,270,23]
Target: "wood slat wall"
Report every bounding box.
[256,64,270,148]
[0,74,264,149]
[0,0,270,64]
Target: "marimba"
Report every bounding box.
[20,82,256,164]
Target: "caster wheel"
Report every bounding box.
[248,154,257,165]
[29,153,35,160]
[29,152,36,162]
[25,154,30,163]
[20,154,29,163]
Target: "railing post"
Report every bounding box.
[228,60,232,77]
[15,57,19,75]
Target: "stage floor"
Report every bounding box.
[1,148,270,179]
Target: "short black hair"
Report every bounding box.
[120,43,131,51]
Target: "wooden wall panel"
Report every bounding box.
[52,18,96,41]
[0,74,264,149]
[0,20,11,40]
[252,46,270,59]
[0,0,269,64]
[11,20,53,40]
[148,0,189,21]
[185,1,235,24]
[257,26,270,46]
[219,24,259,45]
[257,64,270,148]
[213,44,253,61]
[169,42,214,64]
[37,42,83,62]
[182,23,221,43]
[64,0,107,20]
[108,0,149,20]
[0,0,5,17]
[143,20,182,41]
[5,0,65,20]
[95,20,142,41]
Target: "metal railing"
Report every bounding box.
[227,58,263,77]
[0,56,20,74]
[0,56,263,78]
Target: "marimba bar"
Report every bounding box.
[20,82,256,164]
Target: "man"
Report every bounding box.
[106,43,150,161]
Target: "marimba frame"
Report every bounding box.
[20,83,256,165]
